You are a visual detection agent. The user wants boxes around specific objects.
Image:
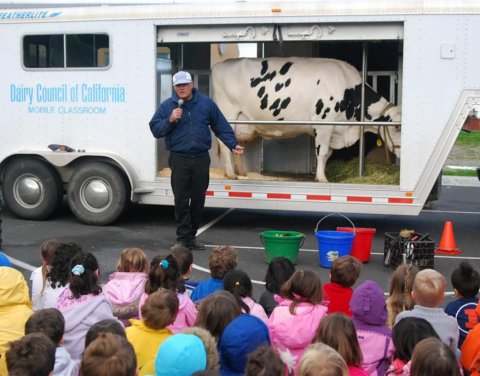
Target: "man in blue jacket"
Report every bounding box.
[149,71,244,251]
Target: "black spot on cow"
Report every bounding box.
[279,62,293,75]
[337,84,385,120]
[250,71,277,88]
[273,108,281,117]
[317,79,320,85]
[278,118,284,121]
[316,145,321,157]
[285,78,291,87]
[257,86,265,98]
[269,98,280,111]
[330,96,334,101]
[313,129,317,137]
[321,107,331,119]
[315,99,324,115]
[280,97,291,109]
[334,102,340,112]
[260,94,269,110]
[275,83,284,92]
[261,60,269,75]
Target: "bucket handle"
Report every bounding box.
[259,234,265,247]
[315,212,355,233]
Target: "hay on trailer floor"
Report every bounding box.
[158,158,400,184]
[326,157,400,184]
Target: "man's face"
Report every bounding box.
[174,82,193,101]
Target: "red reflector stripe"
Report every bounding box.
[388,197,414,204]
[228,191,252,198]
[267,193,291,199]
[347,196,372,202]
[306,195,331,201]
[206,191,214,196]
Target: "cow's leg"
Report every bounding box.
[218,141,237,179]
[231,117,255,177]
[314,126,334,183]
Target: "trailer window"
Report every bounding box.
[23,33,109,69]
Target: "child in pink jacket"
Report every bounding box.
[138,254,197,333]
[103,248,149,327]
[267,269,328,374]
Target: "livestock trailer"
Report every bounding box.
[0,0,478,224]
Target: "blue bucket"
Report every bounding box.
[315,230,355,268]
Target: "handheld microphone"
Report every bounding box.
[175,99,184,123]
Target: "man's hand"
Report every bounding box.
[233,145,244,155]
[169,108,183,123]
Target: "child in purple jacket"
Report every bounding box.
[56,252,120,362]
[350,280,394,376]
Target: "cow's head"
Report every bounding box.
[378,104,401,158]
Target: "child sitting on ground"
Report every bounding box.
[39,242,82,311]
[56,251,119,362]
[350,279,394,376]
[267,269,328,373]
[80,332,138,376]
[322,255,362,316]
[171,246,199,295]
[195,290,241,340]
[259,257,295,317]
[0,266,33,375]
[298,342,349,376]
[386,317,439,375]
[461,317,480,376]
[25,308,78,376]
[191,245,237,302]
[223,269,268,323]
[103,247,149,326]
[85,318,126,349]
[313,313,368,376]
[139,254,197,333]
[395,268,459,352]
[410,337,461,376]
[30,239,64,310]
[445,261,479,347]
[6,333,56,376]
[126,288,178,376]
[386,264,419,328]
[245,345,284,376]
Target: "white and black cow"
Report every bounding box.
[212,57,401,182]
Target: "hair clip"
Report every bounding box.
[160,260,169,270]
[235,281,240,286]
[71,264,85,276]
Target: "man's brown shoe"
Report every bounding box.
[192,238,205,250]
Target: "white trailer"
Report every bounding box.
[0,1,478,225]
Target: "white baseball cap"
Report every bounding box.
[172,71,193,86]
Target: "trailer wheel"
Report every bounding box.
[67,162,129,225]
[1,158,63,220]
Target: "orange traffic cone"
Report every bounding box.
[435,221,462,255]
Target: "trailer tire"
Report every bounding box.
[67,162,129,225]
[1,158,63,220]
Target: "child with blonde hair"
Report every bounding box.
[126,288,178,376]
[395,268,459,352]
[267,269,328,373]
[298,342,349,376]
[386,264,418,328]
[103,248,149,326]
[138,254,197,333]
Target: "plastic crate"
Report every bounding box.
[383,232,435,270]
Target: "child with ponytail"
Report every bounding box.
[138,254,197,333]
[56,251,119,362]
[223,269,268,323]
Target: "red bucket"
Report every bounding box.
[336,227,376,262]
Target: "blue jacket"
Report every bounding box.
[149,89,238,157]
[445,296,478,347]
[190,277,223,303]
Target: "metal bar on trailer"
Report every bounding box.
[359,41,368,177]
[228,120,400,126]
